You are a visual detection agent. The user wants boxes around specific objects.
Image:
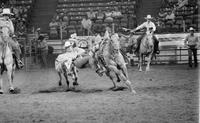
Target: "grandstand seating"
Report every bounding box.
[52,0,137,38]
[157,0,199,33]
[1,0,35,36]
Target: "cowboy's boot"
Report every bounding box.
[153,36,160,54]
[15,53,24,69]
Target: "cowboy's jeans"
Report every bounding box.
[2,36,21,59]
[188,46,198,67]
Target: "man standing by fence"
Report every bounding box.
[184,27,199,68]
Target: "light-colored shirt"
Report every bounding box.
[184,34,198,46]
[0,18,14,37]
[135,21,156,34]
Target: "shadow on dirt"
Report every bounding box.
[33,86,128,94]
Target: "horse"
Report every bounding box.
[132,33,155,71]
[90,34,136,93]
[0,37,17,94]
[55,57,78,91]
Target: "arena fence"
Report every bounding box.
[20,33,200,70]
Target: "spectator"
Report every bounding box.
[165,10,175,22]
[49,19,58,38]
[184,27,199,68]
[96,9,105,21]
[38,36,48,68]
[86,9,96,22]
[104,9,113,23]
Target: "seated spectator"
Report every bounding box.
[86,9,96,22]
[176,0,188,9]
[49,19,58,38]
[158,8,167,19]
[112,7,122,18]
[63,12,69,25]
[165,10,175,22]
[104,9,113,23]
[96,9,105,21]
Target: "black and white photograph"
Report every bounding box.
[0,0,199,122]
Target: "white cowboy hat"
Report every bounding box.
[70,33,77,39]
[64,41,72,48]
[145,15,153,20]
[189,27,195,31]
[0,8,14,16]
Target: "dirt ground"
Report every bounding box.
[0,64,199,123]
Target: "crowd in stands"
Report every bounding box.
[156,0,199,33]
[0,0,35,37]
[49,0,136,39]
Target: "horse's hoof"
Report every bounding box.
[139,70,142,72]
[117,79,121,82]
[0,90,3,94]
[58,82,62,86]
[131,90,137,94]
[73,82,79,86]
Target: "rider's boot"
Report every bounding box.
[15,53,24,69]
[153,36,160,54]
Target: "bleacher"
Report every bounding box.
[50,0,137,39]
[6,0,35,35]
[157,0,199,33]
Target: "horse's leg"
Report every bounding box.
[105,71,117,89]
[0,77,3,94]
[72,66,78,87]
[139,54,142,72]
[108,64,136,93]
[57,72,62,86]
[115,73,121,82]
[63,72,70,91]
[7,64,14,91]
[146,54,152,71]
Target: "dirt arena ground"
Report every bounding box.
[0,64,199,123]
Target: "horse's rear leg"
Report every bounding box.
[108,65,136,93]
[57,72,62,86]
[105,71,117,89]
[0,78,3,94]
[63,72,70,91]
[72,66,79,87]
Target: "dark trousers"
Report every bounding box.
[188,46,198,67]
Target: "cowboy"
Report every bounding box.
[131,15,160,54]
[0,8,23,69]
[56,41,85,70]
[184,27,199,68]
[68,33,78,46]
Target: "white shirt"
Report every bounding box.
[0,18,14,37]
[135,21,156,34]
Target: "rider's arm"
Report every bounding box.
[135,22,145,31]
[152,22,156,32]
[9,20,14,35]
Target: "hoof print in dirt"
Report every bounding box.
[9,88,21,94]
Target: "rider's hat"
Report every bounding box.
[64,41,72,48]
[189,27,195,31]
[0,8,14,16]
[70,33,77,39]
[145,15,153,20]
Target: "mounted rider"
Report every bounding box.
[131,15,160,55]
[0,8,24,69]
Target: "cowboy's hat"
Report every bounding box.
[189,27,195,31]
[70,33,77,39]
[64,41,72,48]
[0,8,14,16]
[145,15,153,20]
